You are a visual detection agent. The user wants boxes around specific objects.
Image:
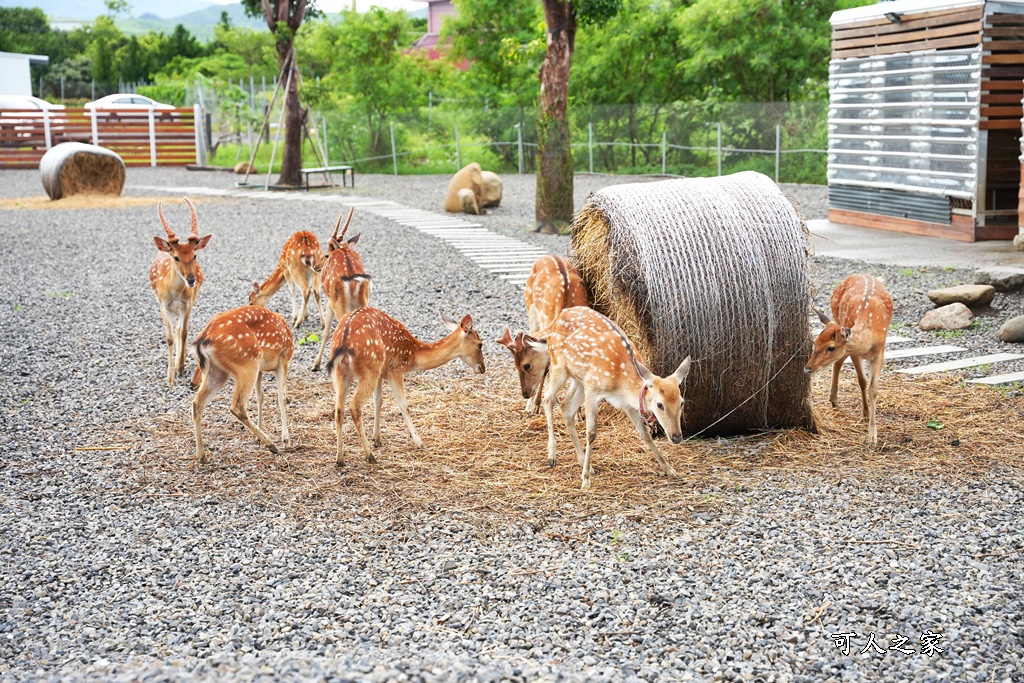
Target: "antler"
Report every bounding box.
[183,197,199,242]
[157,201,178,243]
[332,207,355,243]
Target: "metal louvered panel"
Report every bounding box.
[828,185,953,224]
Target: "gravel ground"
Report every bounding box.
[1,167,1022,682]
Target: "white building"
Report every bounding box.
[0,51,50,97]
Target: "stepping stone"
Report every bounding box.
[897,352,1024,375]
[968,371,1024,385]
[927,284,995,307]
[844,345,965,364]
[974,267,1024,293]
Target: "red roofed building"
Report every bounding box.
[411,0,458,61]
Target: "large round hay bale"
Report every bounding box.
[570,171,815,436]
[39,142,125,201]
[480,170,503,208]
[444,162,482,213]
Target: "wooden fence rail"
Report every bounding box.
[0,106,201,169]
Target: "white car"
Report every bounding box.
[0,95,65,111]
[85,94,175,110]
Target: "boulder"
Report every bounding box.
[457,187,479,215]
[480,170,503,208]
[998,314,1024,343]
[926,284,995,307]
[919,302,974,331]
[444,162,483,213]
[234,161,256,174]
[974,267,1024,293]
[1013,234,1024,252]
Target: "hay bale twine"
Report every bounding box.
[39,142,125,201]
[570,171,814,436]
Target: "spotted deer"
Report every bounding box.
[191,304,295,464]
[149,198,211,385]
[312,208,371,371]
[804,273,893,446]
[524,307,691,490]
[249,230,325,328]
[496,254,589,412]
[326,308,485,466]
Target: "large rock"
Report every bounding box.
[926,284,995,307]
[234,161,256,174]
[919,302,974,331]
[444,162,483,213]
[998,314,1024,343]
[480,170,503,208]
[1013,234,1024,252]
[974,267,1024,293]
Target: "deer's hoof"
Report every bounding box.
[267,443,279,455]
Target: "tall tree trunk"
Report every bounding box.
[278,42,304,186]
[535,0,577,233]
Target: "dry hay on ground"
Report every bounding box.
[571,172,814,437]
[109,358,1024,520]
[0,195,199,210]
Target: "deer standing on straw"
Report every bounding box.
[312,208,371,372]
[149,197,211,385]
[249,231,326,328]
[524,307,691,490]
[496,254,588,412]
[327,308,485,466]
[191,302,294,464]
[804,273,893,446]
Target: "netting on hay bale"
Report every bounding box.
[39,142,125,201]
[570,171,815,436]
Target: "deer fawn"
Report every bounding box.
[496,254,589,412]
[524,307,691,490]
[312,208,371,372]
[191,303,295,464]
[149,197,211,385]
[804,273,893,446]
[249,230,325,328]
[327,307,485,466]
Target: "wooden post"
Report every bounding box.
[662,131,667,175]
[517,123,524,174]
[91,109,99,146]
[455,126,461,170]
[390,122,398,175]
[588,122,594,174]
[775,124,781,182]
[193,104,203,166]
[717,122,722,176]
[149,108,157,167]
[42,109,52,150]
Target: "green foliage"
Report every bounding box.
[574,0,623,25]
[926,419,945,430]
[137,83,187,106]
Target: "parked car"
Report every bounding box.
[85,94,174,110]
[0,95,65,111]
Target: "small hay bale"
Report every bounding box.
[571,171,814,436]
[39,142,125,200]
[480,170,503,208]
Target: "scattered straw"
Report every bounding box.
[113,355,1023,520]
[0,196,199,210]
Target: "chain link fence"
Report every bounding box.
[189,80,829,184]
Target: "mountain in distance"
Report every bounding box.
[116,3,266,42]
[0,0,218,20]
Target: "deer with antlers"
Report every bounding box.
[249,231,326,328]
[326,307,485,466]
[149,197,211,385]
[522,307,691,490]
[312,208,372,372]
[496,254,588,412]
[804,273,893,446]
[191,302,295,464]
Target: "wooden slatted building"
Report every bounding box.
[828,0,1023,241]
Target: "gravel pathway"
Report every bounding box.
[1,167,1022,682]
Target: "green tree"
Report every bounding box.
[87,16,125,86]
[215,24,276,77]
[241,0,321,186]
[535,0,621,232]
[442,0,543,108]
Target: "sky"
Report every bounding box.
[204,0,425,12]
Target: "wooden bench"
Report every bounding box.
[300,165,354,190]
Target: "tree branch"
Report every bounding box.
[260,0,275,30]
[291,0,307,31]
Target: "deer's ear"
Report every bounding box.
[459,314,474,333]
[672,356,691,384]
[441,313,458,331]
[154,236,172,252]
[840,327,853,340]
[632,357,654,382]
[347,233,361,246]
[195,234,212,250]
[524,335,547,352]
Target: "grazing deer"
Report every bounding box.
[191,304,294,464]
[524,307,691,490]
[149,197,211,385]
[804,273,893,446]
[327,307,485,466]
[496,254,589,412]
[312,208,371,371]
[249,230,325,328]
